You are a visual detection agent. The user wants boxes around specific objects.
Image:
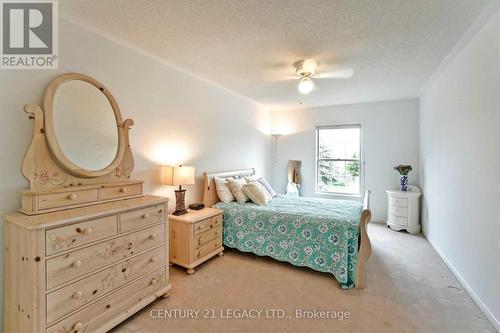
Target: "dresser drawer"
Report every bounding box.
[46,223,166,289]
[120,204,166,233]
[193,214,222,235]
[101,183,143,201]
[388,205,408,218]
[46,245,165,325]
[192,238,222,261]
[388,197,408,208]
[388,214,408,226]
[193,227,221,248]
[39,188,99,210]
[47,267,167,333]
[46,215,118,255]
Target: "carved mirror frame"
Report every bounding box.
[21,73,136,191]
[43,73,126,178]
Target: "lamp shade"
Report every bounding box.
[165,165,195,186]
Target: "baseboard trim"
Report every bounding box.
[426,236,500,332]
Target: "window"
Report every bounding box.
[316,125,362,195]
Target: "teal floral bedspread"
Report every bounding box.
[214,195,363,289]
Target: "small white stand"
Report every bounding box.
[386,186,422,234]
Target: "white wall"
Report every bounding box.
[270,99,419,222]
[419,9,500,330]
[0,18,269,326]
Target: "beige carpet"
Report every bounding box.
[112,223,495,333]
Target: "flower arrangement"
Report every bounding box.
[394,165,412,175]
[394,165,412,191]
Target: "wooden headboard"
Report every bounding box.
[202,168,255,207]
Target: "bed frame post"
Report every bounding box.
[355,190,372,289]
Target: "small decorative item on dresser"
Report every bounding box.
[386,186,422,234]
[394,164,412,191]
[165,165,195,215]
[169,207,224,274]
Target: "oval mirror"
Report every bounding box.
[43,74,125,178]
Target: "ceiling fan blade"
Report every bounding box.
[317,68,354,79]
[263,74,298,82]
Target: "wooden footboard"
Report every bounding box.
[355,190,372,288]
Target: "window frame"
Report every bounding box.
[315,124,363,198]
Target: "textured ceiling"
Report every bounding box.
[60,0,492,110]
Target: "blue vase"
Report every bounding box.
[400,175,408,191]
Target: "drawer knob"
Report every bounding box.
[210,224,213,228]
[120,187,128,193]
[150,278,157,286]
[72,260,82,268]
[82,228,93,235]
[72,291,83,299]
[198,225,203,229]
[158,208,163,213]
[197,251,201,257]
[149,233,156,239]
[149,256,157,263]
[68,193,77,200]
[73,322,83,331]
[142,213,150,219]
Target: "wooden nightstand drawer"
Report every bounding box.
[194,227,221,247]
[46,215,118,255]
[192,238,222,261]
[39,188,99,210]
[120,204,166,233]
[193,215,221,235]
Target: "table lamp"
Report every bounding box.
[165,165,195,215]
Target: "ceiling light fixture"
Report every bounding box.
[298,77,314,94]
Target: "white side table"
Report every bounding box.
[386,186,422,234]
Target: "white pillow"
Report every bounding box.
[242,181,272,206]
[244,175,260,183]
[227,177,249,203]
[214,177,235,203]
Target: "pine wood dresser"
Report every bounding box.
[5,73,174,332]
[3,195,171,333]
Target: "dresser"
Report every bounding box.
[3,196,171,333]
[169,208,224,274]
[4,73,171,332]
[386,186,422,234]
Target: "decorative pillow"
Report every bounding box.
[227,177,249,203]
[214,177,235,203]
[242,181,271,205]
[257,177,277,197]
[244,175,260,183]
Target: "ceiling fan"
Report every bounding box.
[293,59,353,94]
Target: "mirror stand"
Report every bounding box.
[19,74,144,215]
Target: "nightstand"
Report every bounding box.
[169,207,224,274]
[386,186,422,234]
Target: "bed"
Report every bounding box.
[202,169,372,289]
